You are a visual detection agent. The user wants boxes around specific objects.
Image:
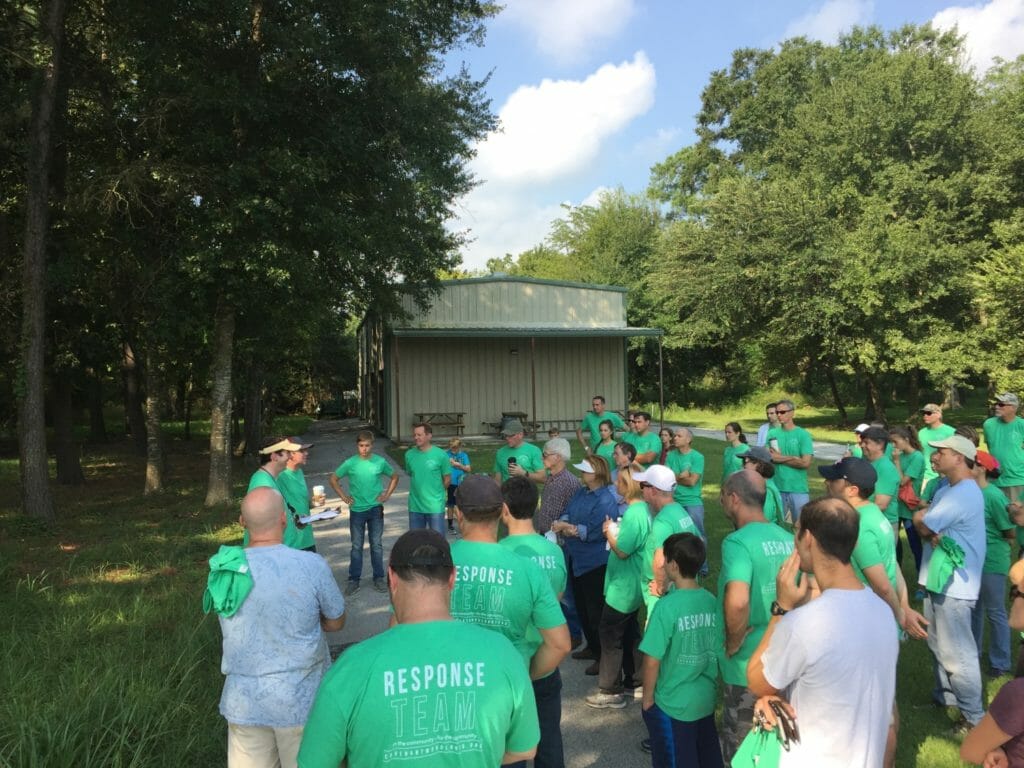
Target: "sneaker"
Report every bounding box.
[640,738,651,753]
[373,578,388,593]
[345,581,360,596]
[948,717,972,740]
[585,692,628,710]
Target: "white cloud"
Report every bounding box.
[473,52,656,186]
[932,0,1024,74]
[451,187,566,270]
[502,0,636,64]
[580,186,612,208]
[783,0,874,42]
[630,127,682,159]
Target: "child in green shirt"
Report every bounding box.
[640,533,724,768]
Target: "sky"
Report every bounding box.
[445,0,1024,271]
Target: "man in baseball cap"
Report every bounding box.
[983,393,1024,504]
[913,433,986,732]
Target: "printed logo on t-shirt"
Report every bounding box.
[382,661,486,760]
[453,566,514,629]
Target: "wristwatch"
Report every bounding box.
[770,600,790,616]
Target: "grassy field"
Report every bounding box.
[392,436,1006,767]
[0,421,1004,766]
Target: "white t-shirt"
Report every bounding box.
[756,422,771,447]
[762,587,897,768]
[918,477,985,600]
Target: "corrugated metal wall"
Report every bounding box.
[386,336,626,439]
[400,280,626,329]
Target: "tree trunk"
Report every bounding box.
[824,365,848,425]
[87,368,108,442]
[183,375,192,441]
[864,373,887,424]
[53,371,84,484]
[205,298,235,506]
[906,368,921,416]
[243,360,263,457]
[121,340,147,455]
[144,345,165,494]
[17,0,69,522]
[944,382,961,410]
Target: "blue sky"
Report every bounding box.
[447,0,1024,271]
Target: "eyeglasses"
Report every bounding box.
[775,409,791,415]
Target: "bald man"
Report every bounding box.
[217,487,346,768]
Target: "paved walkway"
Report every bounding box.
[292,417,847,768]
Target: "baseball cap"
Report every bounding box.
[853,423,871,434]
[289,436,314,450]
[920,403,942,415]
[455,474,504,510]
[743,445,772,464]
[928,434,978,461]
[818,457,877,494]
[501,419,525,436]
[633,465,676,492]
[259,437,303,455]
[975,450,1001,473]
[996,393,1020,407]
[389,529,453,569]
[573,459,595,473]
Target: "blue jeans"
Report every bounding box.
[642,704,722,768]
[408,511,446,534]
[780,492,809,524]
[971,572,1012,673]
[506,669,564,768]
[348,505,384,582]
[925,591,984,724]
[684,505,706,538]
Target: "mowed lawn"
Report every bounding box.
[0,429,1004,766]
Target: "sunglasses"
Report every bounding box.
[639,482,652,488]
[921,410,936,415]
[775,409,791,415]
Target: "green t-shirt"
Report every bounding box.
[625,431,663,468]
[643,503,700,613]
[498,533,567,598]
[869,455,901,524]
[405,445,451,514]
[604,500,652,614]
[763,479,784,526]
[981,483,1014,575]
[298,621,539,768]
[666,449,704,507]
[450,540,565,669]
[850,501,898,595]
[894,450,925,520]
[765,426,814,493]
[919,423,955,485]
[639,587,721,722]
[581,410,625,450]
[277,467,316,550]
[722,444,749,482]
[493,442,543,483]
[595,440,618,463]
[244,468,285,547]
[335,454,394,512]
[984,416,1024,487]
[717,522,794,686]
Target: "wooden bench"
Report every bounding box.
[413,411,465,436]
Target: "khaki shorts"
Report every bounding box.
[227,722,304,768]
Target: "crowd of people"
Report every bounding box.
[201,392,1024,767]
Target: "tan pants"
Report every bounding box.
[227,723,304,768]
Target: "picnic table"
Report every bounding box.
[413,411,465,436]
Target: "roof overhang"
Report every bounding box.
[390,327,663,339]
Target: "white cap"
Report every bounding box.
[632,464,676,492]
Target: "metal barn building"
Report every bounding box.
[357,276,662,442]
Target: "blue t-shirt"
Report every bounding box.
[446,450,470,487]
[218,545,345,727]
[919,478,986,600]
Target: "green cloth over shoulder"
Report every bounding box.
[203,545,253,617]
[926,536,965,594]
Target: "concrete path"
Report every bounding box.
[291,417,847,768]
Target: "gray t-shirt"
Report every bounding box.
[219,545,345,727]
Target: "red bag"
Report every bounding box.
[898,481,922,511]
